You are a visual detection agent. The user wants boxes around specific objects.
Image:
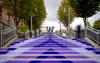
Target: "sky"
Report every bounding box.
[42,0,100,31]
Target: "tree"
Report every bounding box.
[18,20,28,38]
[31,0,46,37]
[57,0,76,28]
[93,19,100,30]
[3,0,46,37]
[87,21,91,27]
[3,0,23,27]
[69,0,100,37]
[19,0,46,37]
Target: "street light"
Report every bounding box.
[29,16,33,38]
[68,7,71,29]
[66,7,71,37]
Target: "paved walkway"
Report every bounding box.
[0,33,100,63]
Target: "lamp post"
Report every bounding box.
[29,16,33,38]
[68,7,71,38]
[66,7,71,37]
[68,7,71,29]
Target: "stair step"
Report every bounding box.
[0,34,100,63]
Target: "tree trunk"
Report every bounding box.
[38,28,41,36]
[14,17,18,28]
[14,17,19,36]
[28,17,32,38]
[34,29,37,38]
[83,17,87,37]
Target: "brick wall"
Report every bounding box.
[1,9,15,30]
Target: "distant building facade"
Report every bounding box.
[0,0,15,30]
[0,8,15,30]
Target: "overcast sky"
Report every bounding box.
[42,0,100,31]
[44,0,60,22]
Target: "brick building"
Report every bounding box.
[0,0,16,47]
[0,0,15,30]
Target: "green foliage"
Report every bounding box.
[69,0,100,37]
[69,0,100,18]
[93,19,100,30]
[32,0,46,30]
[87,21,91,27]
[18,21,28,32]
[2,0,25,27]
[65,28,70,34]
[57,0,76,27]
[17,21,28,38]
[2,0,46,35]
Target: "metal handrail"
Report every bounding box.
[0,18,11,27]
[0,26,16,47]
[86,27,100,45]
[2,26,15,34]
[0,17,17,47]
[87,27,100,34]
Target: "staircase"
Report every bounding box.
[0,34,100,63]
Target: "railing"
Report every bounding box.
[17,30,44,38]
[17,30,33,38]
[0,17,16,47]
[86,27,100,45]
[70,28,85,39]
[0,26,16,47]
[0,17,11,29]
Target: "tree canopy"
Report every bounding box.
[69,0,99,18]
[2,0,46,30]
[57,0,76,28]
[69,0,100,26]
[1,0,46,37]
[69,0,100,36]
[93,19,100,30]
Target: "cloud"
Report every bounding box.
[42,19,65,31]
[71,11,100,30]
[71,18,84,30]
[43,0,100,31]
[88,12,100,26]
[44,0,60,22]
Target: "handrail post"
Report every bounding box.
[97,32,100,45]
[14,26,17,35]
[87,27,100,45]
[0,30,2,47]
